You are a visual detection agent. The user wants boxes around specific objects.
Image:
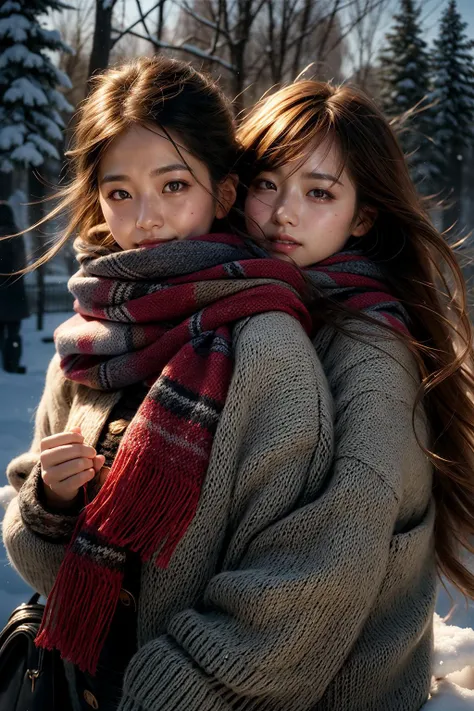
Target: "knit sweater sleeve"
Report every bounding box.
[119,313,402,711]
[2,354,74,596]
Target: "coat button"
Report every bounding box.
[119,588,136,610]
[84,689,99,709]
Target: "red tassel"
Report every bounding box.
[87,436,202,563]
[36,551,123,675]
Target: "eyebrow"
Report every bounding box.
[301,170,343,186]
[100,163,191,185]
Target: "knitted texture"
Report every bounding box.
[3,313,436,710]
[36,234,311,673]
[307,250,409,332]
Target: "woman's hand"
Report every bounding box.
[40,426,105,509]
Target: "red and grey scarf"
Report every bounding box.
[307,250,408,333]
[36,233,312,673]
[36,236,407,674]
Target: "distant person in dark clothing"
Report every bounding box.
[0,202,29,374]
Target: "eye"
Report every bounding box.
[163,180,188,193]
[253,178,277,191]
[107,189,131,201]
[308,188,333,201]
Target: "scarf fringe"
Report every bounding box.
[36,551,123,674]
[88,441,202,565]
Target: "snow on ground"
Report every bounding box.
[0,312,473,707]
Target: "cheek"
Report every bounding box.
[100,203,133,236]
[319,205,354,233]
[245,195,269,224]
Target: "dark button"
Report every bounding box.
[84,689,99,709]
[119,588,136,610]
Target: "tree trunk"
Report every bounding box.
[28,170,47,331]
[157,0,166,41]
[231,41,246,113]
[0,171,13,201]
[88,0,115,82]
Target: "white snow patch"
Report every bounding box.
[4,77,48,107]
[433,613,474,677]
[48,88,73,113]
[10,141,43,166]
[0,44,43,70]
[0,124,26,150]
[28,133,60,160]
[31,112,62,142]
[0,14,30,43]
[426,679,474,709]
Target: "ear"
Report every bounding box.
[215,174,238,219]
[352,205,377,237]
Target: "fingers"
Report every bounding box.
[41,443,96,470]
[93,455,106,474]
[41,430,84,452]
[46,468,96,502]
[42,455,97,484]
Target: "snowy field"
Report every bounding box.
[0,312,474,707]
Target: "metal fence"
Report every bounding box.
[25,282,73,314]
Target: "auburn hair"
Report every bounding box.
[238,80,474,599]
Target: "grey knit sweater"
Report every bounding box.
[2,312,436,711]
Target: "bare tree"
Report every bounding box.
[88,0,120,79]
[251,0,347,91]
[345,0,392,93]
[55,0,95,105]
[112,0,393,109]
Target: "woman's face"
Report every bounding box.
[98,125,235,251]
[245,141,370,267]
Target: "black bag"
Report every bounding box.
[0,593,70,710]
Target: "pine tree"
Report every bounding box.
[378,0,433,190]
[0,0,73,199]
[430,0,474,231]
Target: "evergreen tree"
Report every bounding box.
[430,0,474,231]
[0,0,73,199]
[378,0,433,190]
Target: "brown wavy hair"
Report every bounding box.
[17,54,240,267]
[238,80,474,599]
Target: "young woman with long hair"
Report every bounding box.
[238,79,474,709]
[2,57,336,711]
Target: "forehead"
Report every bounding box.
[275,139,344,178]
[98,125,191,173]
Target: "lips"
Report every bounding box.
[268,234,302,254]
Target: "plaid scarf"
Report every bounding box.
[307,250,408,333]
[36,237,407,674]
[36,234,311,674]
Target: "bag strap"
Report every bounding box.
[27,593,41,606]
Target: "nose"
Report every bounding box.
[136,196,164,231]
[272,199,299,228]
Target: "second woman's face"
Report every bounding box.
[98,125,235,251]
[245,141,369,267]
